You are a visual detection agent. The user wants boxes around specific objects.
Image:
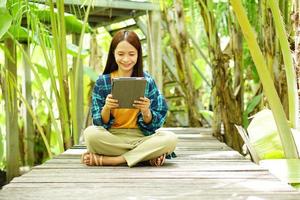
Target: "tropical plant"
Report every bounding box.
[195,0,244,152]
[162,0,201,127]
[0,0,93,181]
[230,0,298,158]
[268,0,299,129]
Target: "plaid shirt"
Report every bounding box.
[91,71,168,136]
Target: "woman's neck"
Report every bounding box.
[117,69,132,77]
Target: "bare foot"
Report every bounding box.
[81,152,126,166]
[81,152,103,166]
[149,154,166,167]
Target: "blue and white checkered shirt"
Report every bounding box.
[91,71,168,136]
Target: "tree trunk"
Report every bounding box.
[213,54,243,152]
[4,38,20,182]
[22,44,34,167]
[72,34,84,145]
[197,0,244,152]
[293,0,300,125]
[146,10,163,90]
[163,0,201,127]
[84,32,103,128]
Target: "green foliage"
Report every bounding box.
[292,183,300,190]
[243,44,260,83]
[2,25,29,42]
[243,0,260,30]
[67,43,89,58]
[0,127,5,170]
[247,109,285,160]
[231,0,298,158]
[34,9,92,34]
[192,60,204,90]
[0,7,12,39]
[242,93,262,128]
[214,1,230,36]
[34,63,50,79]
[84,66,98,82]
[199,110,213,125]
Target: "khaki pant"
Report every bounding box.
[83,126,178,167]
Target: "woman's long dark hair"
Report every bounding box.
[103,30,144,77]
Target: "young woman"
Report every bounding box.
[81,30,177,167]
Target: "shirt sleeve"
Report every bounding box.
[91,76,114,128]
[137,76,168,135]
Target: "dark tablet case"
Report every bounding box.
[112,77,147,108]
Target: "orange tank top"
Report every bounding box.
[110,70,139,128]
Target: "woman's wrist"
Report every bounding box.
[141,109,151,117]
[101,105,111,124]
[103,105,110,112]
[142,109,152,124]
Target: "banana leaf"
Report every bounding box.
[0,7,12,39]
[1,25,88,58]
[34,9,92,34]
[83,66,99,82]
[199,110,213,126]
[3,25,29,42]
[260,159,300,185]
[247,109,300,160]
[242,93,263,128]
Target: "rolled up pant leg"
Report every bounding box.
[83,126,134,156]
[123,130,178,167]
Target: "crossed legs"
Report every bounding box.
[81,126,177,167]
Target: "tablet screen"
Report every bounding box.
[112,77,147,108]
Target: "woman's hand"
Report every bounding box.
[103,94,119,111]
[133,97,151,114]
[133,97,152,124]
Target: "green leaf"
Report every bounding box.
[247,109,285,160]
[34,9,92,34]
[67,43,89,58]
[0,43,14,63]
[34,63,50,79]
[199,110,213,126]
[245,94,262,114]
[84,66,99,82]
[291,183,300,190]
[260,159,300,184]
[64,13,92,34]
[1,25,29,42]
[231,0,298,158]
[0,8,12,39]
[243,93,262,127]
[192,65,202,89]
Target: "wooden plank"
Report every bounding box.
[55,150,245,160]
[159,127,213,134]
[11,171,276,182]
[20,163,270,172]
[31,162,267,170]
[5,179,295,192]
[1,187,300,200]
[1,128,300,199]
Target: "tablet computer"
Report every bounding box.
[112,77,147,108]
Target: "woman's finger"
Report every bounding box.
[134,100,146,105]
[132,104,143,109]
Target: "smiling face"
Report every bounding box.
[103,30,143,77]
[114,41,138,75]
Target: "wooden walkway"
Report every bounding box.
[1,128,300,199]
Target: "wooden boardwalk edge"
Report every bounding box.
[0,128,300,200]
